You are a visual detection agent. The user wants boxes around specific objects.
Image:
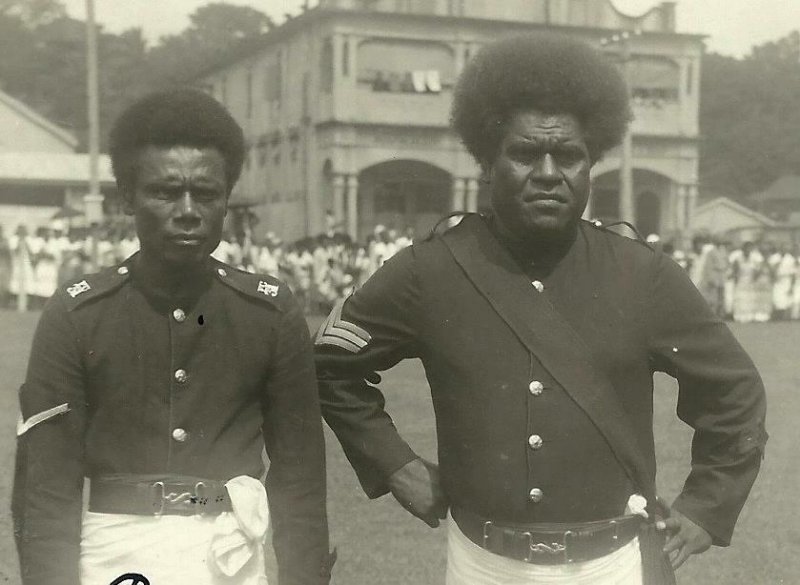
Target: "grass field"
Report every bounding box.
[0,310,796,584]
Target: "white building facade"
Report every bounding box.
[201,0,703,242]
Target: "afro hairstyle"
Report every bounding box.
[451,33,632,165]
[109,88,245,192]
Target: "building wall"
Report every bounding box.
[202,1,702,242]
[0,99,76,154]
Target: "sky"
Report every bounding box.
[60,0,800,58]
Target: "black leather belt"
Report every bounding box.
[89,476,232,516]
[451,506,642,565]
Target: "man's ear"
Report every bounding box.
[120,185,135,216]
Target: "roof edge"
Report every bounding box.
[0,89,79,149]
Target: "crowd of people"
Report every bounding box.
[665,234,800,323]
[0,221,413,313]
[2,219,800,322]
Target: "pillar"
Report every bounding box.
[332,175,346,228]
[346,174,359,241]
[451,178,466,212]
[685,183,698,234]
[465,178,479,213]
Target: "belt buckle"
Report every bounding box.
[151,481,197,516]
[151,481,166,516]
[526,530,575,563]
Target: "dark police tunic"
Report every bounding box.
[13,256,333,585]
[315,215,767,546]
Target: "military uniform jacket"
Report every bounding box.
[13,256,333,585]
[315,215,767,546]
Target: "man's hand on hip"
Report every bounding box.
[657,509,712,569]
[388,458,448,528]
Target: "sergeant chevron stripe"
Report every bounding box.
[315,299,372,353]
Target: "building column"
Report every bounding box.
[332,174,346,229]
[346,174,359,241]
[685,183,698,233]
[465,178,479,213]
[451,177,466,212]
[675,183,688,231]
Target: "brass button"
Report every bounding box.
[528,434,543,450]
[217,268,227,277]
[531,280,544,292]
[528,488,544,503]
[117,266,129,275]
[528,381,544,396]
[174,369,188,384]
[172,308,186,323]
[171,428,189,442]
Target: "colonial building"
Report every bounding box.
[0,89,114,233]
[199,0,702,242]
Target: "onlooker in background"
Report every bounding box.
[0,225,12,308]
[8,225,35,307]
[769,243,797,320]
[730,241,769,323]
[689,234,727,318]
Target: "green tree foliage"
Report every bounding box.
[700,31,800,200]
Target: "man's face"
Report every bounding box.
[123,145,229,268]
[486,109,592,240]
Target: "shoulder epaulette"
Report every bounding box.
[584,219,654,251]
[59,263,132,311]
[212,260,289,311]
[424,212,484,242]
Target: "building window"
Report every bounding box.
[264,50,283,105]
[320,37,334,93]
[221,75,228,105]
[342,39,350,77]
[368,70,442,93]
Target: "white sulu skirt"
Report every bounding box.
[80,476,269,585]
[446,513,643,585]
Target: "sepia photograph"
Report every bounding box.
[0,0,798,583]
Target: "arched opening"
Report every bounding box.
[359,160,451,239]
[591,169,671,236]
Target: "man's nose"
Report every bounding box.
[175,192,201,223]
[531,153,561,183]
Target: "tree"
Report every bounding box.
[699,31,800,200]
[146,3,273,87]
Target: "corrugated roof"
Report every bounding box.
[0,152,114,185]
[0,90,79,150]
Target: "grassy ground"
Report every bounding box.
[0,311,796,584]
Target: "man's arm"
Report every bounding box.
[314,247,447,526]
[12,296,87,585]
[647,251,767,554]
[262,298,334,585]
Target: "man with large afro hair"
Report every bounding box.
[315,33,765,585]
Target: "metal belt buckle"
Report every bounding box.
[193,481,208,515]
[527,530,574,563]
[151,481,196,516]
[482,521,494,548]
[152,481,166,516]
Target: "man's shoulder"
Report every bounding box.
[211,259,294,312]
[581,219,659,266]
[56,262,132,312]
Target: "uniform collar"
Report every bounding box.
[129,253,214,310]
[484,214,578,272]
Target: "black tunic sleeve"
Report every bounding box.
[314,247,423,498]
[646,250,767,546]
[262,296,334,585]
[12,295,87,585]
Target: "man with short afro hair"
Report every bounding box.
[315,33,765,584]
[13,88,335,585]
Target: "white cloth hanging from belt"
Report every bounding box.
[445,513,642,585]
[80,475,269,585]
